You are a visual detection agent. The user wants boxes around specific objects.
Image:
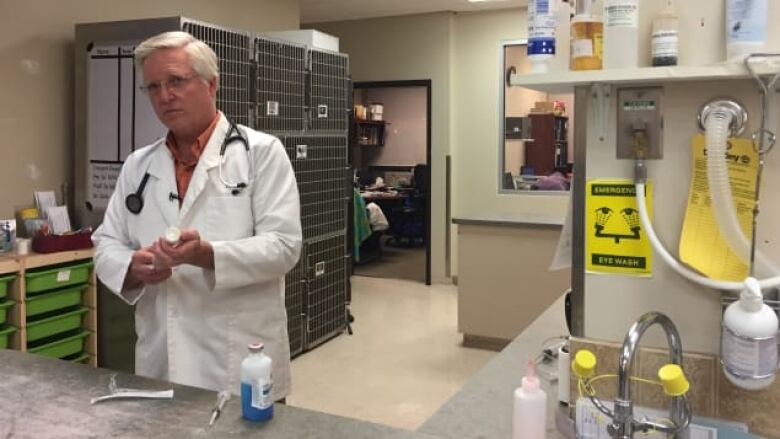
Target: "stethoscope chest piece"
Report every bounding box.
[125,193,144,214]
[126,172,151,215]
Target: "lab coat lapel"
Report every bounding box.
[146,141,178,228]
[178,114,229,221]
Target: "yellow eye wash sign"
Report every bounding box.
[586,179,653,276]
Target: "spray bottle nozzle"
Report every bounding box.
[523,358,541,391]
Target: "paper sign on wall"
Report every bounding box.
[678,134,758,281]
[586,179,653,276]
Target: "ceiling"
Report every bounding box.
[301,0,528,24]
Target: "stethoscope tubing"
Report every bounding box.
[126,121,249,215]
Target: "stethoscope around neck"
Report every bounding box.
[125,121,250,215]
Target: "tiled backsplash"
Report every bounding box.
[570,337,780,438]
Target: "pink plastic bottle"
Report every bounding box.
[513,360,547,439]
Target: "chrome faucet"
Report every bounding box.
[610,312,691,438]
[579,312,691,438]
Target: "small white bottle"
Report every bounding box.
[513,360,547,439]
[241,342,274,421]
[164,226,181,246]
[721,278,779,390]
[603,0,639,69]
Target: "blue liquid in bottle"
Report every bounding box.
[241,381,273,421]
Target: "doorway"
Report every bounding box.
[350,80,432,285]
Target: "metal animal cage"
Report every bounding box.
[285,258,307,357]
[305,234,349,348]
[254,36,307,133]
[183,22,252,127]
[308,50,349,132]
[283,135,350,240]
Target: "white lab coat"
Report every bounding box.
[92,114,302,400]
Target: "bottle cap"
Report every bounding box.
[658,363,689,396]
[572,349,597,378]
[164,226,181,245]
[248,341,264,353]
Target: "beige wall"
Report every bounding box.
[311,13,453,283]
[458,224,570,341]
[452,9,569,221]
[0,0,299,219]
[311,9,573,282]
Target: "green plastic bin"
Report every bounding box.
[0,273,14,299]
[25,260,93,294]
[66,352,91,364]
[26,307,88,342]
[0,300,14,325]
[0,325,17,349]
[28,330,90,359]
[25,286,85,317]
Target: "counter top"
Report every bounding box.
[0,351,436,439]
[419,294,569,439]
[0,294,571,438]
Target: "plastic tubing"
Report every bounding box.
[705,113,779,276]
[635,183,780,292]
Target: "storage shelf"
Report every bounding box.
[510,61,780,93]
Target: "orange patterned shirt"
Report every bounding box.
[165,112,220,203]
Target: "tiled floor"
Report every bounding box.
[353,239,426,283]
[287,275,496,430]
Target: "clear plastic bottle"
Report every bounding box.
[240,342,274,421]
[651,0,679,66]
[512,360,547,439]
[552,0,572,72]
[570,0,603,71]
[726,0,768,61]
[603,0,639,69]
[528,0,558,74]
[721,279,778,390]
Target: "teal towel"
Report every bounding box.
[353,189,372,262]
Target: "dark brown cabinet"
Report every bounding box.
[525,114,568,176]
[352,120,387,146]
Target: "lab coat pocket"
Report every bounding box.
[206,196,254,241]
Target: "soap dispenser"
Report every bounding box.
[513,360,547,439]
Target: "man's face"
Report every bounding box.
[141,47,217,137]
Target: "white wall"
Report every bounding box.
[0,0,300,219]
[360,87,427,167]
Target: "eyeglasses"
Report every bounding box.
[139,75,198,96]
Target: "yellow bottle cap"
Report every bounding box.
[572,349,597,378]
[658,364,690,397]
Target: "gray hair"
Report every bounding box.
[134,31,219,82]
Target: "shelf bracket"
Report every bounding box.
[590,83,611,142]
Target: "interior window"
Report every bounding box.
[500,41,574,193]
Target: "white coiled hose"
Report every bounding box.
[705,112,779,276]
[636,183,780,293]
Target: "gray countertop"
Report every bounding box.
[0,296,571,438]
[420,294,570,439]
[0,351,437,439]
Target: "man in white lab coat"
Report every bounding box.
[92,31,302,400]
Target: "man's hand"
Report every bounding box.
[123,247,173,290]
[153,228,215,270]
